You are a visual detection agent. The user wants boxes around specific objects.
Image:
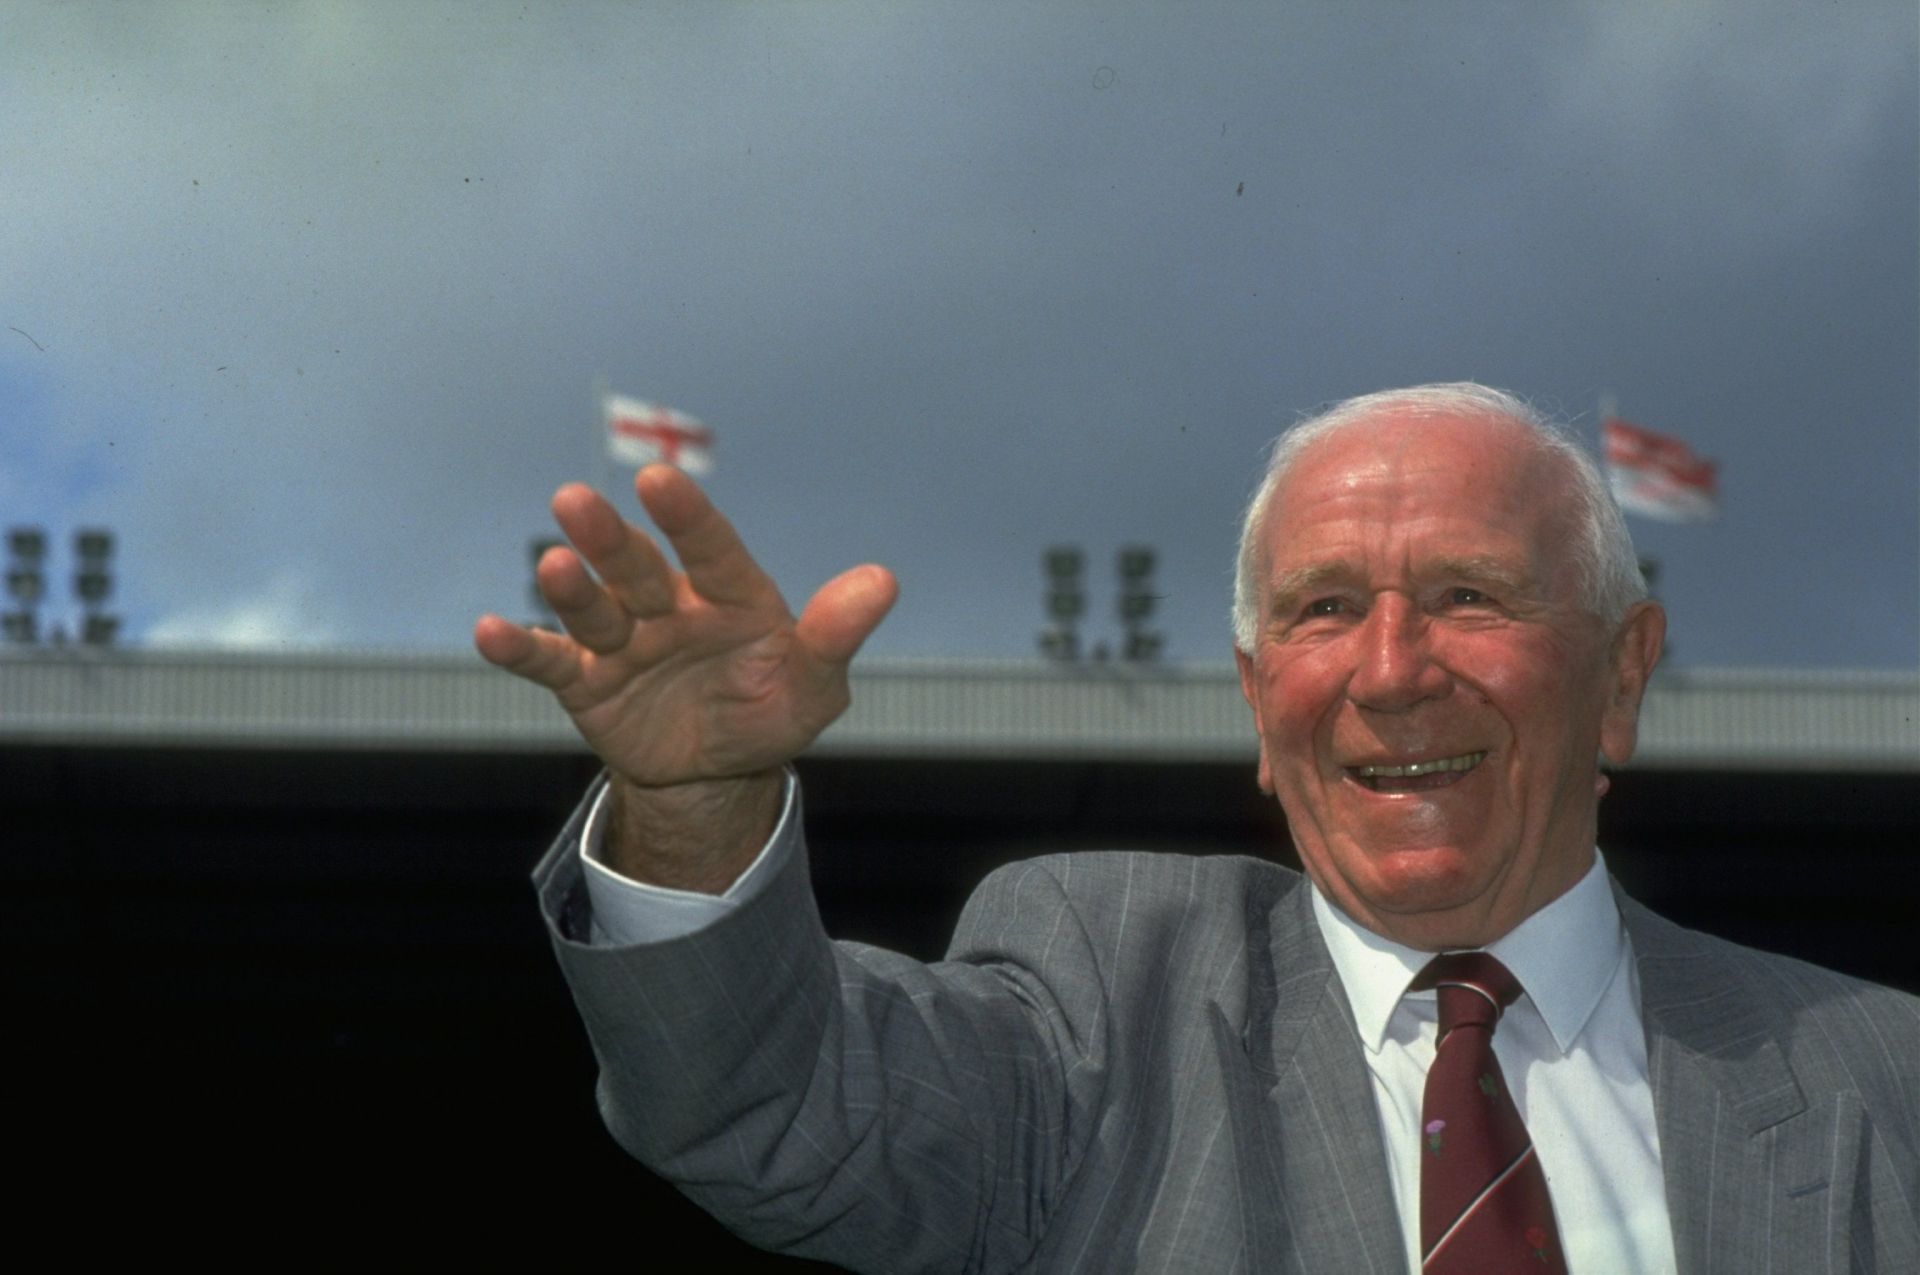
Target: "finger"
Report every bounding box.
[636,464,781,610]
[550,483,677,617]
[536,546,637,655]
[473,613,585,691]
[796,564,898,666]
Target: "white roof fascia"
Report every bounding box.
[0,650,1914,771]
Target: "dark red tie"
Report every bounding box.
[1414,952,1566,1274]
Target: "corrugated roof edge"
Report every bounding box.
[1,649,1915,769]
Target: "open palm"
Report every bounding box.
[474,465,897,790]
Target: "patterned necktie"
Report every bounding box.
[1414,952,1565,1274]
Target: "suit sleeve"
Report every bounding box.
[532,783,1114,1275]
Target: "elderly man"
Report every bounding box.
[476,384,1916,1273]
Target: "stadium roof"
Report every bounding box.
[2,649,1914,771]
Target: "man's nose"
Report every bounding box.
[1347,596,1451,711]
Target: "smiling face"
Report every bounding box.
[1235,409,1664,950]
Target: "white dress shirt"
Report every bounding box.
[1311,857,1679,1274]
[580,776,1679,1272]
[576,771,800,947]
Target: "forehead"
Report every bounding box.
[1263,411,1575,576]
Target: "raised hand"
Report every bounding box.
[474,465,896,886]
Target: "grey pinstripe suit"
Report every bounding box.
[535,792,1919,1273]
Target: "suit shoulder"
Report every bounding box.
[1632,898,1920,1016]
[949,850,1308,969]
[1629,898,1920,1099]
[1724,938,1920,1051]
[967,849,1304,921]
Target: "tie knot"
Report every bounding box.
[1414,951,1522,1034]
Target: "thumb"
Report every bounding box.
[796,564,898,666]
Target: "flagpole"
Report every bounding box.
[590,372,615,509]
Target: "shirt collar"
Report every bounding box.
[1309,852,1626,1056]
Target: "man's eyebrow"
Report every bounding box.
[1264,556,1538,612]
[1427,556,1534,594]
[1266,563,1351,610]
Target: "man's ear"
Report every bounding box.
[1598,600,1666,767]
[1235,646,1275,794]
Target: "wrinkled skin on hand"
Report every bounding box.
[475,464,896,888]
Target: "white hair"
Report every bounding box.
[1230,383,1645,653]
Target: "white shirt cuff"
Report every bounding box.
[577,769,799,947]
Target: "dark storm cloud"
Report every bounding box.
[3,1,1912,665]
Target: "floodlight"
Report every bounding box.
[1043,545,1086,623]
[529,537,566,618]
[76,569,112,604]
[1116,545,1158,623]
[1037,627,1079,662]
[7,568,43,605]
[8,527,47,562]
[1117,546,1155,581]
[75,528,114,563]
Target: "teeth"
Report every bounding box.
[1355,751,1486,778]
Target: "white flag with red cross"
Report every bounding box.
[604,393,714,474]
[1602,416,1717,522]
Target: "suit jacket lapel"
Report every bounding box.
[1622,892,1858,1274]
[1223,874,1406,1275]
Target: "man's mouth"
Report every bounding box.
[1347,751,1487,793]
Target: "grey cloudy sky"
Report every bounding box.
[5,1,1915,669]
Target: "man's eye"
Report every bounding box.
[1305,598,1346,617]
[1447,587,1490,606]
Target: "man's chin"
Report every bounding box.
[1358,842,1486,898]
[1314,851,1504,944]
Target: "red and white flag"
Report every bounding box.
[604,393,714,474]
[1603,417,1717,522]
